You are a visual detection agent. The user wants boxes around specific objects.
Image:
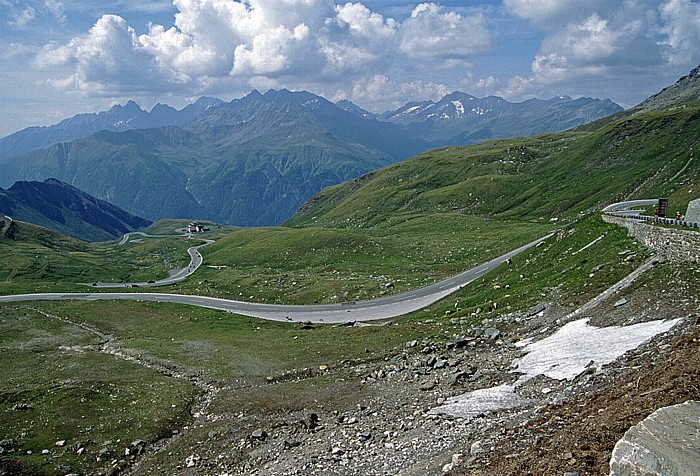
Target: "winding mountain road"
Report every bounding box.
[87,235,214,288]
[1,233,552,323]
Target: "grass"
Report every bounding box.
[167,215,553,304]
[0,102,697,475]
[0,220,203,294]
[0,297,428,474]
[388,213,653,326]
[26,300,427,382]
[0,305,199,476]
[288,107,700,228]
[0,212,671,476]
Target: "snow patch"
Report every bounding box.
[431,317,681,419]
[512,318,680,384]
[430,384,532,419]
[451,100,464,116]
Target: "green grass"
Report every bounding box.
[167,215,553,304]
[26,300,426,382]
[0,213,675,476]
[0,305,199,476]
[0,297,429,474]
[0,221,200,294]
[288,107,700,228]
[396,214,653,324]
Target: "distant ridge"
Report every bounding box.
[288,66,700,228]
[0,178,151,242]
[0,97,224,158]
[0,89,624,227]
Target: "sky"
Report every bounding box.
[1,0,700,137]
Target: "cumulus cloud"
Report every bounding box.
[499,1,690,101]
[30,0,494,107]
[660,0,700,64]
[399,3,493,58]
[35,15,176,94]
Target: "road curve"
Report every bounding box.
[602,200,657,215]
[88,237,214,288]
[1,233,552,324]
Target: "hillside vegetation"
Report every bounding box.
[0,220,195,294]
[288,106,700,227]
[0,178,151,242]
[1,73,699,476]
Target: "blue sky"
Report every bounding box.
[1,0,699,137]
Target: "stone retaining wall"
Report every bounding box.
[603,215,700,263]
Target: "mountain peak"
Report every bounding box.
[2,178,151,241]
[634,64,700,112]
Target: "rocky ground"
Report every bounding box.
[150,257,698,476]
[4,256,696,476]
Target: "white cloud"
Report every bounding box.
[499,1,681,101]
[35,14,177,94]
[44,0,66,24]
[335,2,397,39]
[399,3,493,58]
[8,5,36,27]
[350,74,450,109]
[232,23,311,75]
[660,0,700,64]
[30,0,495,106]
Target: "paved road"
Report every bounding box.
[602,200,657,216]
[0,233,552,323]
[88,235,214,288]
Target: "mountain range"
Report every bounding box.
[289,70,700,229]
[0,90,621,226]
[0,178,151,242]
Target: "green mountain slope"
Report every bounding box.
[0,218,195,293]
[0,178,151,242]
[287,106,700,228]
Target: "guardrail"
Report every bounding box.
[607,213,700,230]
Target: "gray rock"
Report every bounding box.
[609,400,700,476]
[685,198,700,223]
[251,428,268,440]
[484,327,501,340]
[433,359,447,369]
[283,440,301,450]
[527,303,546,317]
[614,298,628,308]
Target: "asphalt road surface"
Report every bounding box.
[1,233,551,324]
[87,237,214,288]
[602,199,657,216]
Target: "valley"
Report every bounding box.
[1,68,699,476]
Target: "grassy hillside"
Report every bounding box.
[0,212,667,476]
[0,220,196,293]
[288,107,700,228]
[168,217,552,304]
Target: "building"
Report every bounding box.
[187,222,205,233]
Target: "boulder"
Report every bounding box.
[609,400,700,476]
